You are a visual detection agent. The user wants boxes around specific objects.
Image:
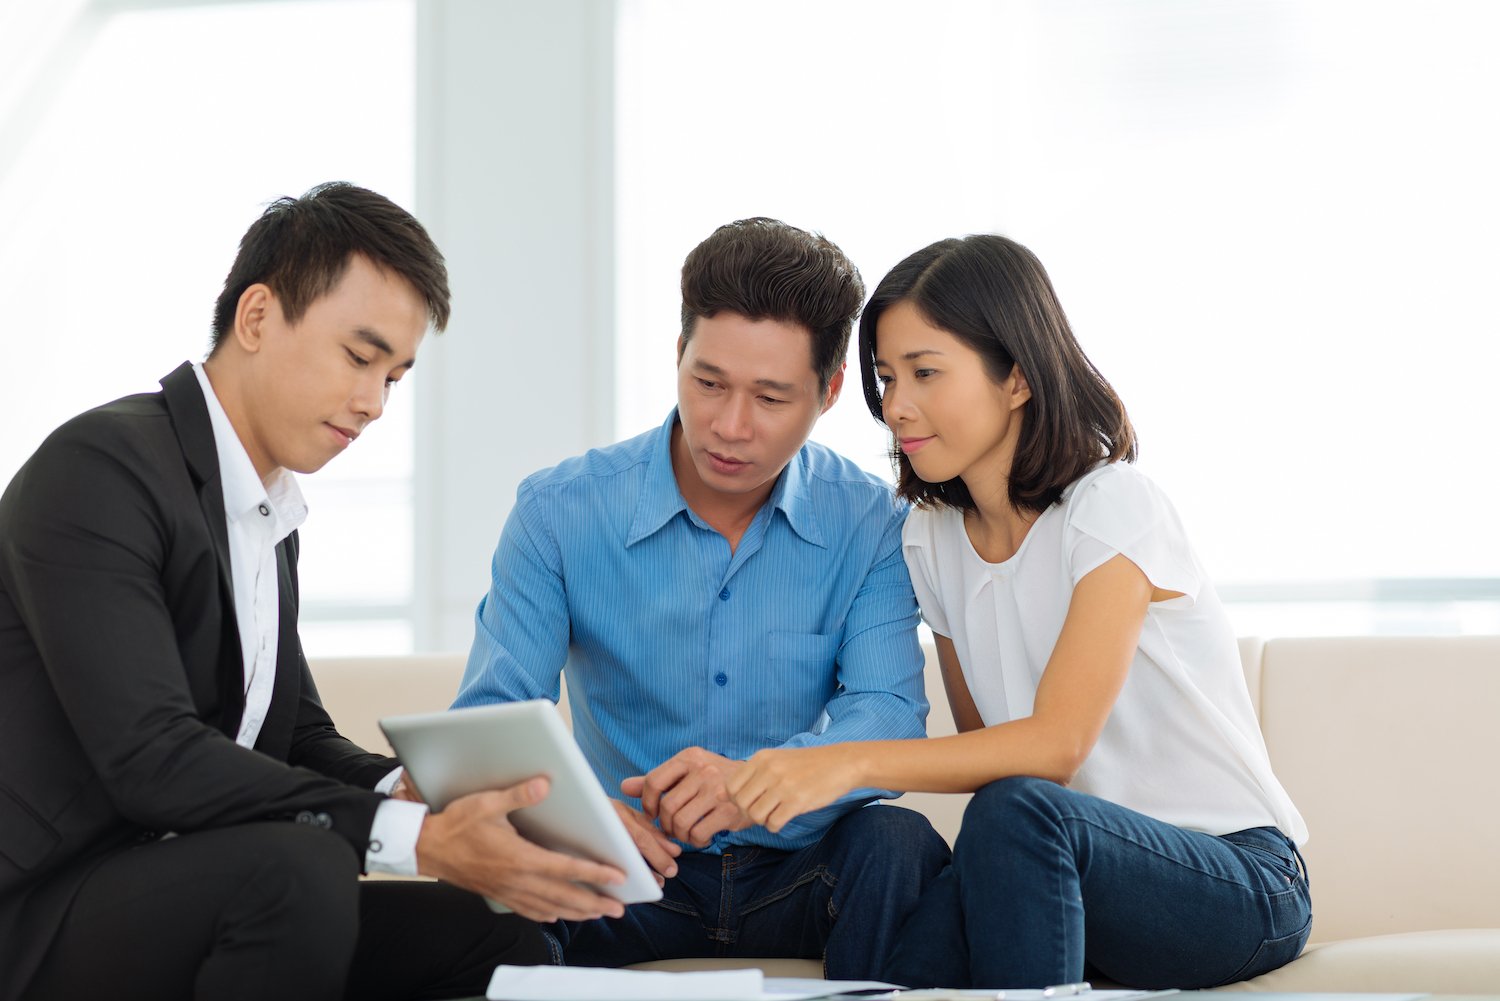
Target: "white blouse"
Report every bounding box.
[904,462,1307,843]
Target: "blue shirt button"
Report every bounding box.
[714,672,728,686]
[719,588,730,600]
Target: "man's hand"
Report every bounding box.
[621,747,752,847]
[726,745,861,834]
[415,777,628,923]
[611,799,680,886]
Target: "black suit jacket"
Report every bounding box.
[0,363,398,1000]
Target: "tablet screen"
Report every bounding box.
[380,700,663,907]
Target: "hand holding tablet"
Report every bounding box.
[408,778,630,922]
[380,701,665,914]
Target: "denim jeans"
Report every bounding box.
[549,804,950,980]
[884,777,1312,989]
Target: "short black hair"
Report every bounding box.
[859,234,1136,514]
[210,182,449,350]
[679,217,864,391]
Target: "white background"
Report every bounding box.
[2,0,1496,651]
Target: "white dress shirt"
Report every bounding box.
[192,364,426,873]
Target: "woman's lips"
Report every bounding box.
[899,436,934,454]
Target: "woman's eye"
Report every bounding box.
[346,348,370,367]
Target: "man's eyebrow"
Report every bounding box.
[353,327,415,369]
[692,359,795,394]
[353,328,396,356]
[874,349,946,366]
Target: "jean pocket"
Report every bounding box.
[1215,911,1313,986]
[1224,832,1303,886]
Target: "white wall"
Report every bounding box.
[413,0,617,651]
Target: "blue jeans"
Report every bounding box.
[885,777,1312,989]
[550,804,950,979]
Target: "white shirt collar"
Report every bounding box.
[191,362,307,540]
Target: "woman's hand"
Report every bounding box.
[727,744,863,833]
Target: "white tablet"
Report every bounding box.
[379,700,663,910]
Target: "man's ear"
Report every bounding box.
[232,283,275,355]
[1007,365,1032,410]
[820,363,846,415]
[676,334,686,365]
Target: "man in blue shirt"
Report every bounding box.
[455,218,950,977]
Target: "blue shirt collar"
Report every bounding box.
[626,407,825,549]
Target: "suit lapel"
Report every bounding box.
[159,362,246,737]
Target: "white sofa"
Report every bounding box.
[310,636,1500,993]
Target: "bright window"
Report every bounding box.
[614,0,1500,635]
[0,0,417,655]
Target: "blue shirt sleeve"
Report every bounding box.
[453,479,570,708]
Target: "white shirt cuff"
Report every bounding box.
[365,798,427,876]
[374,765,404,795]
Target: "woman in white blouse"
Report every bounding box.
[728,235,1311,989]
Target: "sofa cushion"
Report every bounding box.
[1212,928,1500,994]
[310,654,467,755]
[1257,636,1500,942]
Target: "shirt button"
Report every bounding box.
[257,503,270,517]
[295,810,315,825]
[719,588,730,600]
[714,672,728,686]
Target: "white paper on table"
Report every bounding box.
[484,967,1244,1001]
[487,964,762,1001]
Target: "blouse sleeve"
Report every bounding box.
[901,505,952,637]
[1064,464,1202,604]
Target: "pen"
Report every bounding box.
[1041,982,1091,998]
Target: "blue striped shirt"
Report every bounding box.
[455,408,928,852]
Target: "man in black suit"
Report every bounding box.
[0,182,628,1001]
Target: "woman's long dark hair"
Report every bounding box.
[857,235,1136,514]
